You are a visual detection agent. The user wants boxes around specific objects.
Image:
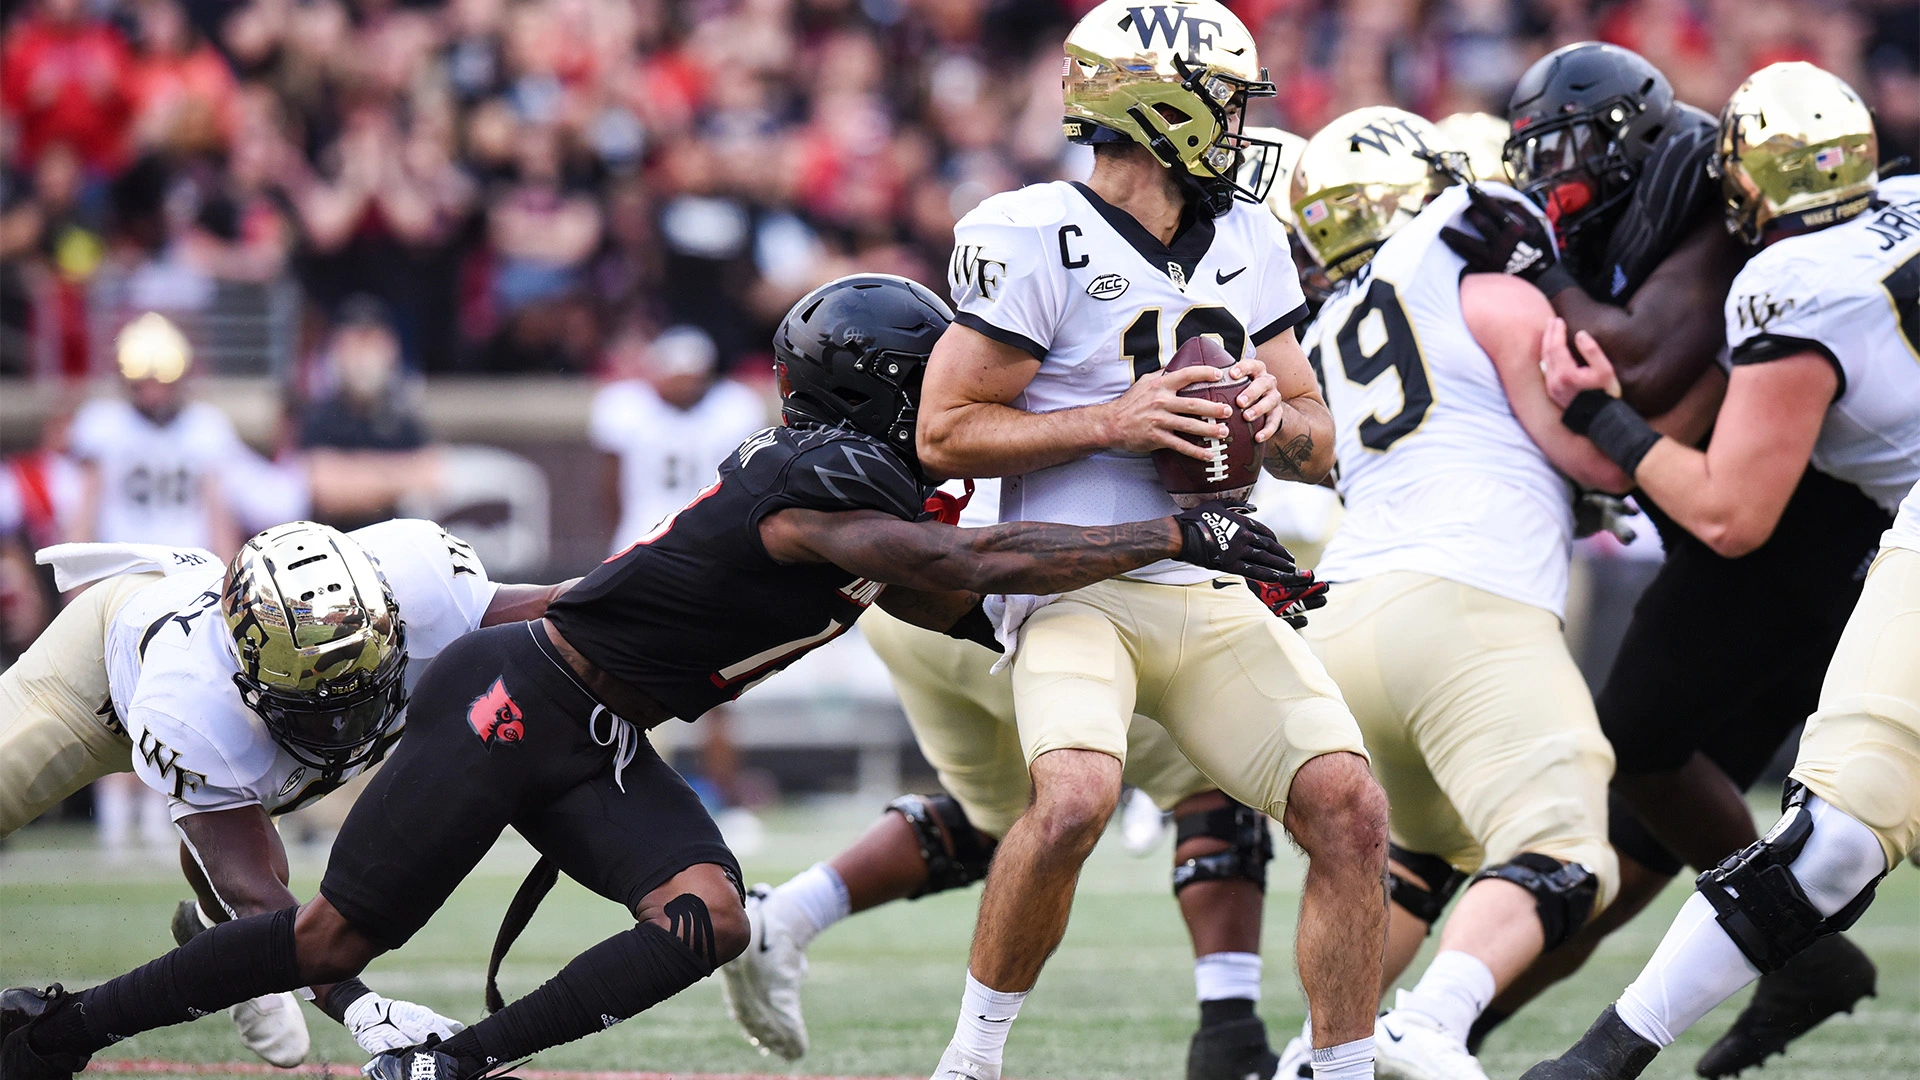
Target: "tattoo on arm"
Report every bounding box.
[955,518,1180,594]
[1269,433,1314,479]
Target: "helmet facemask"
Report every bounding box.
[233,622,408,777]
[1504,99,1646,255]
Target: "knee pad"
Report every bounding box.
[1469,852,1598,950]
[1387,844,1466,929]
[888,794,997,898]
[1173,801,1273,895]
[1694,782,1886,974]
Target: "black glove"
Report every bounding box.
[1247,575,1330,629]
[1173,501,1300,583]
[1440,184,1574,295]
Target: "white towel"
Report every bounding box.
[984,593,1060,675]
[37,542,222,592]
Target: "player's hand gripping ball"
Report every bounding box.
[1151,336,1266,508]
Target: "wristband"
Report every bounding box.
[1532,262,1578,298]
[320,977,375,1023]
[1567,394,1662,477]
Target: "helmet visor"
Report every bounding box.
[1504,119,1608,190]
[238,654,407,773]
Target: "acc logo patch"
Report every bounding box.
[468,677,525,747]
[1086,273,1130,301]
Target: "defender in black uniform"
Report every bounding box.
[1442,43,1887,1075]
[0,275,1309,1080]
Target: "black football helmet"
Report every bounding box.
[1504,42,1678,258]
[773,273,954,470]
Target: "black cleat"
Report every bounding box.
[171,898,209,946]
[1695,933,1877,1078]
[1519,1006,1660,1080]
[1187,1008,1281,1080]
[362,1046,467,1080]
[1,986,89,1080]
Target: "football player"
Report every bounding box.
[1279,107,1656,1080]
[1447,43,1887,1073]
[0,517,563,1064]
[723,484,1297,1080]
[0,273,1302,1080]
[1521,62,1920,1080]
[916,3,1389,1077]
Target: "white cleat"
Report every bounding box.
[720,886,808,1060]
[1275,1032,1313,1077]
[1120,787,1169,855]
[230,991,310,1068]
[1374,1007,1489,1080]
[931,1041,1001,1080]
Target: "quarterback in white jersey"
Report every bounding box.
[0,518,572,1065]
[1289,107,1636,1080]
[915,4,1387,1078]
[1526,65,1920,1080]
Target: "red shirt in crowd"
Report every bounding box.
[0,13,137,172]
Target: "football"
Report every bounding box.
[1151,336,1265,508]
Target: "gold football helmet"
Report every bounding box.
[1063,0,1284,216]
[1717,62,1877,245]
[1436,112,1512,183]
[116,312,192,384]
[1292,107,1459,281]
[223,522,407,775]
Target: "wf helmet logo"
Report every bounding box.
[1119,6,1226,60]
[467,677,524,747]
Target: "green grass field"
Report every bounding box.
[3,796,1916,1079]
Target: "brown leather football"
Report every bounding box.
[1151,336,1265,508]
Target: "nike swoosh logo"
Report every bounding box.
[976,1015,1015,1023]
[1216,267,1247,284]
[1385,1027,1405,1042]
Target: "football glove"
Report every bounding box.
[1173,502,1301,584]
[1246,575,1330,629]
[345,992,465,1055]
[1440,184,1574,295]
[1572,491,1639,545]
[361,1045,464,1080]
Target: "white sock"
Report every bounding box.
[1395,950,1495,1046]
[1311,1034,1375,1079]
[1194,951,1262,1002]
[951,971,1028,1066]
[1615,796,1886,1047]
[767,862,850,949]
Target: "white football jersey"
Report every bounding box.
[70,398,244,550]
[1308,183,1577,617]
[592,378,768,554]
[102,519,500,820]
[949,180,1308,583]
[1721,174,1920,554]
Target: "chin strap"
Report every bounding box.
[923,479,976,526]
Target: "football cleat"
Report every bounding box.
[931,1041,1001,1080]
[1695,933,1876,1077]
[719,886,808,1060]
[1375,1004,1489,1080]
[362,1045,464,1080]
[231,991,312,1067]
[1187,1007,1280,1080]
[171,898,209,945]
[1121,788,1169,856]
[0,985,88,1080]
[1275,1021,1313,1078]
[1518,1006,1659,1080]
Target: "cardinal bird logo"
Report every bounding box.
[467,677,524,747]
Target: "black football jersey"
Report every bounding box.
[546,424,930,721]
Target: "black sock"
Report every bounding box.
[1198,996,1259,1028]
[32,906,303,1055]
[438,921,711,1073]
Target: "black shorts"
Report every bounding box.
[1602,466,1889,875]
[320,622,739,950]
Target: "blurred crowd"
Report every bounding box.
[2,0,1915,384]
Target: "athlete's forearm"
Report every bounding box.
[1264,395,1335,484]
[483,579,582,626]
[944,518,1180,594]
[918,399,1111,481]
